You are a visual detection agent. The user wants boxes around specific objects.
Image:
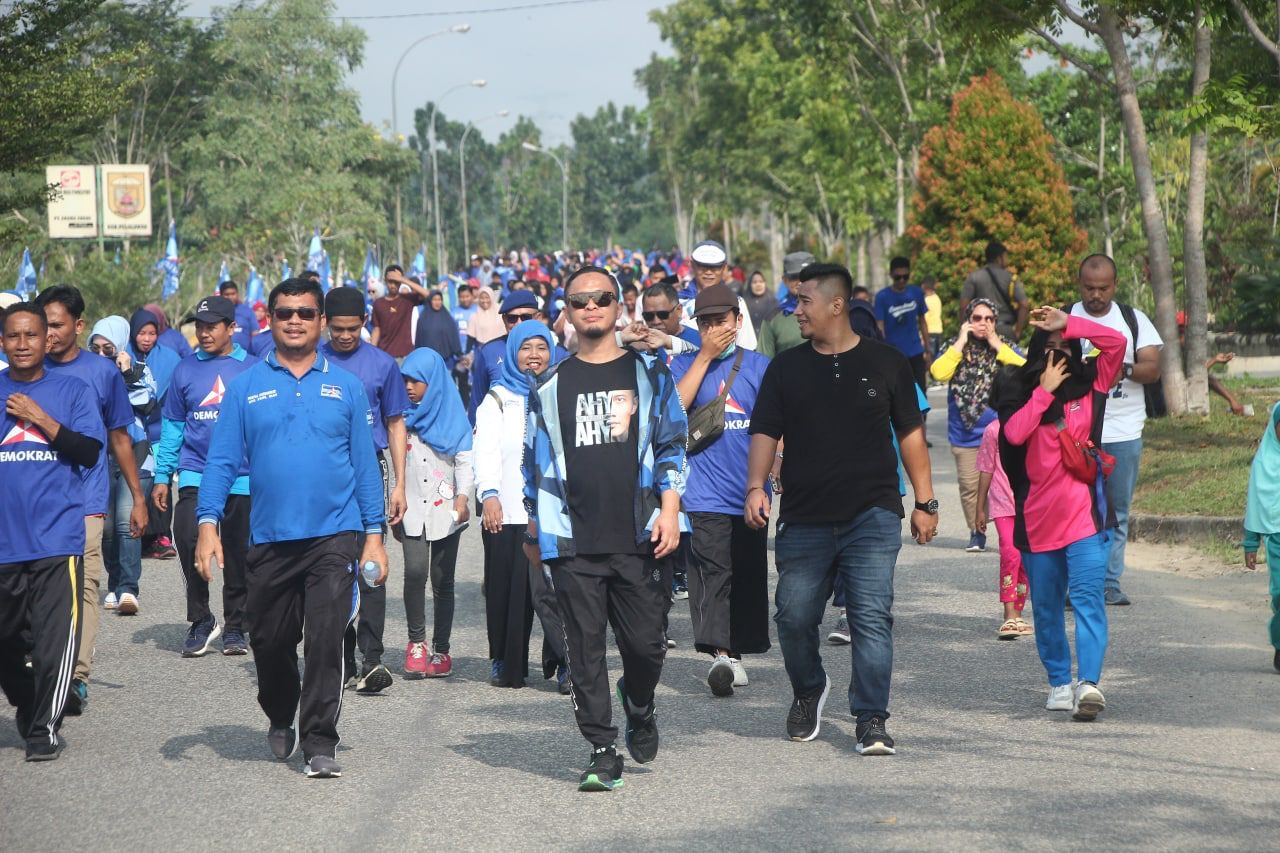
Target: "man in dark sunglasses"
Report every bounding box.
[195,276,388,780]
[620,282,701,362]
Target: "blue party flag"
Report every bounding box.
[15,248,37,297]
[155,221,180,301]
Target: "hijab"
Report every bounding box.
[468,288,505,344]
[1245,402,1280,535]
[90,315,131,353]
[413,291,462,362]
[992,324,1096,427]
[742,274,778,331]
[942,298,1002,430]
[142,303,170,334]
[400,347,473,456]
[497,320,555,396]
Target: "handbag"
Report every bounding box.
[1054,418,1116,483]
[686,348,744,455]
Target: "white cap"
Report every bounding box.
[690,240,727,266]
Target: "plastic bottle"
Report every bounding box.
[361,560,381,587]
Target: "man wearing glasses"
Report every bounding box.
[620,281,701,360]
[874,257,932,399]
[195,277,387,779]
[679,240,757,351]
[466,290,565,422]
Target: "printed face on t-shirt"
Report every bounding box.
[574,389,636,446]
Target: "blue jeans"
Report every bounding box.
[1022,532,1109,686]
[1101,437,1142,592]
[104,466,151,597]
[774,507,901,722]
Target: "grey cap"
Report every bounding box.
[783,251,816,278]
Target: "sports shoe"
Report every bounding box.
[1046,682,1076,711]
[708,654,735,697]
[154,535,177,559]
[1073,682,1105,721]
[25,734,66,762]
[425,652,452,678]
[267,726,299,760]
[665,635,677,649]
[357,664,393,694]
[672,580,689,600]
[730,658,748,687]
[65,680,87,716]
[579,744,624,792]
[404,642,429,679]
[343,672,358,690]
[117,593,139,615]
[182,616,222,658]
[304,755,343,778]
[489,659,505,686]
[855,716,896,755]
[616,678,659,764]
[222,629,248,656]
[966,531,987,552]
[1105,588,1131,606]
[556,664,572,695]
[827,615,851,645]
[103,592,118,610]
[786,675,831,742]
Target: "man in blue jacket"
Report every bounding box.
[196,277,387,779]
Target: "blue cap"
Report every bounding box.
[499,290,539,314]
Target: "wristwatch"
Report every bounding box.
[915,498,939,515]
[1123,364,1134,380]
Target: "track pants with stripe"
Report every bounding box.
[175,488,250,631]
[246,533,358,760]
[0,556,82,749]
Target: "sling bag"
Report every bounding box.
[686,348,745,455]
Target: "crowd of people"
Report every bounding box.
[2,235,1277,791]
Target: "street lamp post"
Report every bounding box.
[522,141,569,252]
[428,79,486,281]
[390,23,469,266]
[460,109,509,263]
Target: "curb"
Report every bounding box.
[1129,513,1241,545]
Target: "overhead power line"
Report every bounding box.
[165,0,615,21]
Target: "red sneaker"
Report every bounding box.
[404,641,429,680]
[424,652,452,678]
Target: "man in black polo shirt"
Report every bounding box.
[746,263,937,755]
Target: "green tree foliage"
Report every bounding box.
[900,72,1086,316]
[570,103,660,247]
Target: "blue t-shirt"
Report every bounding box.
[232,303,257,352]
[452,304,478,350]
[196,351,384,545]
[158,327,193,358]
[319,341,410,451]
[157,345,259,488]
[874,285,927,358]
[44,348,133,515]
[0,369,105,561]
[668,349,772,514]
[249,330,275,357]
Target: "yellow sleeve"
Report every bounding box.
[996,344,1026,367]
[930,344,963,381]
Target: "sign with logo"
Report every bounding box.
[100,164,152,237]
[46,165,99,239]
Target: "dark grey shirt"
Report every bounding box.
[960,264,1026,338]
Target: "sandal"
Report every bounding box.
[1015,618,1034,635]
[997,619,1021,640]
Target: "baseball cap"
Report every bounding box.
[783,251,816,278]
[193,295,235,324]
[692,283,738,318]
[690,240,727,267]
[499,290,539,314]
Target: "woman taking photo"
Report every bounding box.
[474,321,570,691]
[994,305,1125,722]
[930,298,1025,552]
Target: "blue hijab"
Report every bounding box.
[400,348,472,456]
[496,320,556,396]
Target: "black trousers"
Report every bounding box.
[403,528,462,650]
[0,556,81,749]
[246,533,358,759]
[344,454,389,669]
[175,488,250,631]
[688,512,772,657]
[549,551,667,748]
[483,526,567,685]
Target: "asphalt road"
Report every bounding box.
[3,401,1278,851]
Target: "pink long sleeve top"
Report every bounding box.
[1002,315,1125,553]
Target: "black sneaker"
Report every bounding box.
[786,675,831,742]
[267,725,299,760]
[616,678,659,764]
[64,679,87,716]
[357,664,393,695]
[578,744,624,792]
[25,734,66,762]
[1274,649,1280,673]
[304,754,343,778]
[855,716,896,755]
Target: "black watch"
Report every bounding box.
[915,498,939,515]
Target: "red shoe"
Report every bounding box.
[424,652,452,678]
[404,641,429,680]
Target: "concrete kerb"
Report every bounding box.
[1129,513,1242,545]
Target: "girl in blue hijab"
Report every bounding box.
[396,347,474,678]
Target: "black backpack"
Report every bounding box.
[1116,303,1167,419]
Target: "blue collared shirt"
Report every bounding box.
[196,350,384,545]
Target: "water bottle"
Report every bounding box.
[361,560,381,587]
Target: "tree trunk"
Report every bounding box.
[856,230,868,289]
[766,203,784,286]
[1097,6,1187,414]
[868,227,885,293]
[895,155,906,236]
[1183,5,1212,415]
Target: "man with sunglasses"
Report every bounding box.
[466,290,566,422]
[195,277,387,779]
[874,257,932,397]
[522,266,688,792]
[621,282,701,361]
[679,241,757,351]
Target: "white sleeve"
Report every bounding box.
[473,394,502,497]
[736,296,758,350]
[452,449,475,500]
[1135,309,1163,349]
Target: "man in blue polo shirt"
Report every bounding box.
[196,277,386,779]
[152,295,259,659]
[321,287,409,695]
[0,302,105,761]
[37,284,149,715]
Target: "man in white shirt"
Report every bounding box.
[1069,253,1162,606]
[679,240,757,351]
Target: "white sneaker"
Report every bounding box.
[1073,682,1105,721]
[827,615,851,645]
[1046,682,1076,711]
[729,658,748,687]
[117,593,139,615]
[103,592,118,610]
[708,654,735,697]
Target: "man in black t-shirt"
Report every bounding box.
[746,262,938,756]
[523,265,687,793]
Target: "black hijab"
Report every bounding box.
[991,326,1096,426]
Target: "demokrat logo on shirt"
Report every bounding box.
[720,379,750,430]
[320,384,343,400]
[0,418,57,462]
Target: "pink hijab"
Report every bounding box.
[467,289,505,344]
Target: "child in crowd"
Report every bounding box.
[975,418,1032,640]
[1242,401,1280,674]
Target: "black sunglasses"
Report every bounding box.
[566,290,616,309]
[642,310,672,322]
[272,307,320,321]
[89,343,117,356]
[503,312,538,324]
[891,273,910,282]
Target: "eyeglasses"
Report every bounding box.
[89,343,117,356]
[970,314,995,323]
[891,273,910,282]
[566,290,616,309]
[272,307,320,321]
[503,312,538,325]
[641,310,672,322]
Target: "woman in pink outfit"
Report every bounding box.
[992,306,1125,722]
[975,418,1030,640]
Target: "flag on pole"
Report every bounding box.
[411,245,427,280]
[363,247,380,291]
[15,248,37,298]
[246,266,265,305]
[155,221,180,301]
[218,259,230,284]
[112,247,121,266]
[320,250,332,293]
[281,256,291,281]
[306,228,325,276]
